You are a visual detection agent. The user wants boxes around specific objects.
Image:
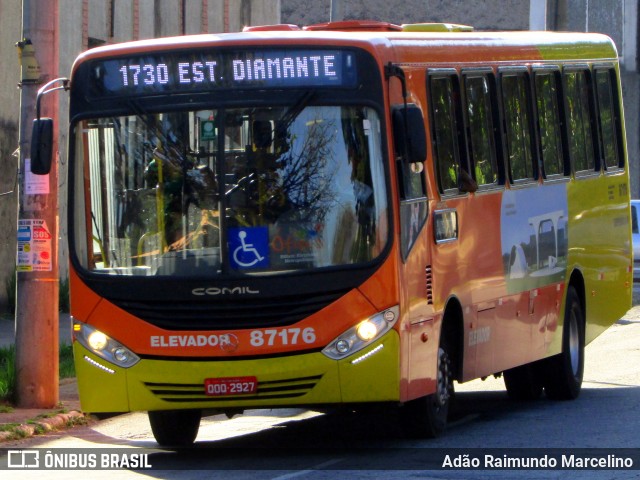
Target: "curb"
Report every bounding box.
[0,410,87,442]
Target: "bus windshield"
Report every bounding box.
[73,104,388,276]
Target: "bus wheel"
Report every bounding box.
[543,286,585,400]
[148,409,201,446]
[504,362,543,401]
[400,343,453,438]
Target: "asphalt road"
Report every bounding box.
[2,303,640,479]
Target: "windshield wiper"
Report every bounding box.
[278,90,317,131]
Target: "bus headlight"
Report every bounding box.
[356,320,378,341]
[322,306,399,360]
[87,331,108,351]
[74,322,140,368]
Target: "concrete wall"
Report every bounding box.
[281,0,530,29]
[0,0,22,312]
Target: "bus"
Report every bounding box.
[31,20,632,445]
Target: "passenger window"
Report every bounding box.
[501,73,535,182]
[633,205,639,234]
[463,73,499,186]
[534,71,566,177]
[429,74,465,193]
[594,68,623,170]
[564,69,597,173]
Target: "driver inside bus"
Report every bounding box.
[144,117,218,251]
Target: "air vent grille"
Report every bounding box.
[111,289,347,330]
[425,265,433,305]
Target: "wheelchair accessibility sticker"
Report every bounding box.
[228,227,269,269]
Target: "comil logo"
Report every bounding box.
[192,286,260,296]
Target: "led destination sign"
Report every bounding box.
[90,49,357,97]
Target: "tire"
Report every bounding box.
[504,362,543,401]
[400,342,454,438]
[543,286,585,400]
[148,409,201,446]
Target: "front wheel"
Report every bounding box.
[543,286,585,400]
[400,344,454,438]
[148,409,201,446]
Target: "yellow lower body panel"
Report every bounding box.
[74,331,400,413]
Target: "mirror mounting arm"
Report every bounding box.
[35,78,69,121]
[30,78,69,175]
[387,64,427,166]
[384,63,407,108]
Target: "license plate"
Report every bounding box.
[204,376,258,396]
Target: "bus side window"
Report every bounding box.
[500,71,536,183]
[533,69,568,178]
[563,68,598,174]
[462,72,501,187]
[428,73,470,194]
[594,67,625,170]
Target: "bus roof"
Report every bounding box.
[72,20,618,75]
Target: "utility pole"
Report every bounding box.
[15,0,59,408]
[529,0,548,30]
[330,0,344,22]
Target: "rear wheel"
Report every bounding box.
[148,409,201,446]
[400,341,454,438]
[543,286,585,400]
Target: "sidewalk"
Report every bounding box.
[0,312,84,442]
[0,312,73,348]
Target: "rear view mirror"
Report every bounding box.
[392,104,427,164]
[30,118,53,175]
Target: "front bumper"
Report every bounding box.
[73,329,400,413]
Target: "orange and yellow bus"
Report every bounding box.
[33,20,632,445]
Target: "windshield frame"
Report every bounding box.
[72,103,389,277]
[67,47,394,299]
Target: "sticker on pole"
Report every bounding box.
[17,219,53,272]
[25,158,50,195]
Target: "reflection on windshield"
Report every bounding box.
[74,105,388,276]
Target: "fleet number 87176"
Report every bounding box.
[250,327,316,347]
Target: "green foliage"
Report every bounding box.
[59,277,70,313]
[0,345,16,404]
[0,343,75,404]
[5,271,16,314]
[59,344,75,379]
[0,422,20,432]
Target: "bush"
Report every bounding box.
[59,344,75,378]
[5,271,16,314]
[59,277,70,313]
[0,344,75,404]
[0,345,16,404]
